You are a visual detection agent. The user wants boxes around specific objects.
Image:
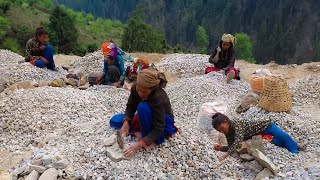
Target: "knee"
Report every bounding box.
[45,45,54,52]
[34,60,46,68]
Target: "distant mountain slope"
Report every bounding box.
[55,0,320,64]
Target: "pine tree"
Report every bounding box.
[48,6,79,54]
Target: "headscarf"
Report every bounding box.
[137,69,167,89]
[101,42,117,58]
[221,34,236,46]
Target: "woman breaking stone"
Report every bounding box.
[111,69,178,156]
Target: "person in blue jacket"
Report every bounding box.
[97,42,126,87]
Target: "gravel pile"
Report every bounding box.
[71,51,103,75]
[0,50,66,84]
[290,76,320,106]
[157,54,209,78]
[0,51,320,179]
[0,49,24,68]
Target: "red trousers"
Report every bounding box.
[205,67,239,79]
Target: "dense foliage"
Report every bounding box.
[0,0,124,56]
[56,0,320,64]
[121,7,166,53]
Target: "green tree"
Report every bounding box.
[121,6,166,53]
[0,0,10,14]
[0,16,9,39]
[48,6,79,54]
[235,33,255,63]
[196,25,209,54]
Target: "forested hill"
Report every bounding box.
[55,0,320,64]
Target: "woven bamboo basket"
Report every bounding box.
[258,75,292,112]
[250,74,266,94]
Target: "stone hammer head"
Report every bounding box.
[116,130,124,149]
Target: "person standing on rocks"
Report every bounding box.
[96,42,125,87]
[111,69,178,156]
[211,113,299,161]
[25,27,56,70]
[206,34,240,83]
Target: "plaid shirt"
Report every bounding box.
[25,37,47,62]
[223,117,272,155]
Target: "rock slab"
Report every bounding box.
[39,168,58,180]
[25,170,40,180]
[249,149,279,175]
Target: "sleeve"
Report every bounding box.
[223,49,235,71]
[227,124,245,155]
[142,97,166,145]
[209,48,218,64]
[117,55,126,80]
[102,60,108,78]
[124,85,139,123]
[25,40,40,62]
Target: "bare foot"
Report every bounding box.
[298,142,306,151]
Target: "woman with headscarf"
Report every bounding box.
[205,34,240,83]
[97,42,126,87]
[110,69,178,156]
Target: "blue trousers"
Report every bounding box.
[110,102,176,145]
[137,102,176,144]
[263,123,299,153]
[34,45,55,70]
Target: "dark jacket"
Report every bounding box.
[124,84,174,145]
[209,41,236,71]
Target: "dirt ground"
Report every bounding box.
[54,53,320,83]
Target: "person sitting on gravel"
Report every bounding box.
[113,69,178,156]
[24,27,56,70]
[211,113,299,161]
[206,34,240,83]
[96,42,126,88]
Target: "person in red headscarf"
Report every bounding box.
[97,42,126,87]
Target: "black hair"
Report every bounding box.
[212,112,230,129]
[36,27,48,36]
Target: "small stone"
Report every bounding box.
[12,166,26,176]
[104,134,116,146]
[106,143,130,162]
[240,154,254,161]
[187,160,194,167]
[17,80,35,89]
[39,168,58,180]
[237,142,248,154]
[65,78,78,86]
[42,156,53,166]
[25,170,40,180]
[79,75,88,86]
[38,80,48,87]
[52,159,69,169]
[29,165,47,173]
[255,168,273,180]
[49,79,65,87]
[31,159,43,166]
[78,82,90,90]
